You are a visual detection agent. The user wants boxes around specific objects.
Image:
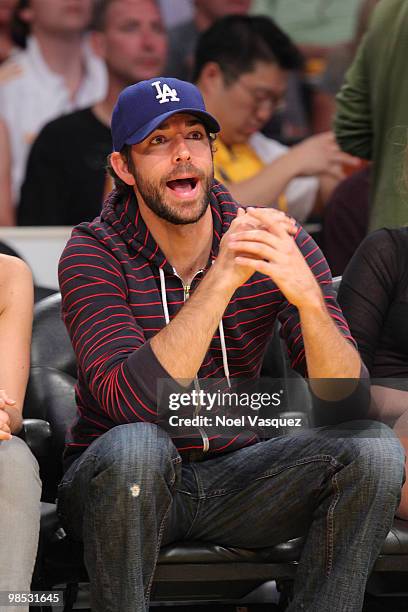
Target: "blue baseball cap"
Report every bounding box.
[111,77,220,151]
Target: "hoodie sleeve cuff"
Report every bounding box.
[125,339,174,393]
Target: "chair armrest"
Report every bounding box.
[20,418,52,459]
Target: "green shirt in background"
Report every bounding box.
[252,0,361,45]
[334,0,408,231]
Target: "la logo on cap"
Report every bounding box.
[152,80,180,104]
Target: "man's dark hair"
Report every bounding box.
[90,0,117,32]
[91,0,160,32]
[11,0,30,49]
[106,145,135,196]
[192,15,304,83]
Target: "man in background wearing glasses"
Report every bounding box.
[194,15,358,223]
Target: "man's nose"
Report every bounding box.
[172,136,191,163]
[255,104,273,125]
[141,27,160,51]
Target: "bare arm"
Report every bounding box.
[0,119,15,226]
[0,256,33,436]
[151,209,297,383]
[229,207,361,382]
[223,132,358,208]
[368,386,408,424]
[224,151,304,207]
[297,294,361,379]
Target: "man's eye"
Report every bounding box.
[150,135,166,145]
[151,22,164,35]
[254,93,269,104]
[120,23,141,33]
[188,131,204,140]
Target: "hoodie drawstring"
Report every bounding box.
[158,267,231,387]
[218,319,231,388]
[159,267,170,325]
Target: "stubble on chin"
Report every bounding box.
[135,171,213,226]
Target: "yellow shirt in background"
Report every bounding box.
[214,138,264,183]
[214,138,287,211]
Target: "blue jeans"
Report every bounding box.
[57,421,405,612]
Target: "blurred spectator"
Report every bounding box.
[165,0,310,148]
[335,0,408,231]
[312,0,379,134]
[194,15,358,222]
[0,0,19,63]
[252,0,362,58]
[18,0,167,226]
[322,164,371,276]
[158,0,192,28]
[0,0,107,207]
[337,223,408,519]
[0,253,41,612]
[165,0,252,81]
[0,117,13,224]
[252,0,375,142]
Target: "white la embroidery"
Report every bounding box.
[152,80,180,104]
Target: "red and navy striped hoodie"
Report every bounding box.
[59,181,356,470]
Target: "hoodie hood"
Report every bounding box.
[100,180,239,272]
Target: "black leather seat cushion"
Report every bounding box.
[40,501,408,574]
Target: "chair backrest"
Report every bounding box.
[23,293,77,501]
[332,275,341,295]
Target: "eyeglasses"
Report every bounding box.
[237,79,286,114]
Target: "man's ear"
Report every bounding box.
[90,31,107,59]
[110,152,136,186]
[197,62,224,95]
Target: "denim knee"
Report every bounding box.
[88,422,181,485]
[339,421,405,499]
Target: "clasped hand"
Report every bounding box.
[0,389,15,441]
[219,207,322,309]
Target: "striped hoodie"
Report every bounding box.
[59,181,356,470]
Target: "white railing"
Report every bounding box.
[0,227,73,289]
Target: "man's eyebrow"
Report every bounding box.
[155,118,204,131]
[186,119,204,127]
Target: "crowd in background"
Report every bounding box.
[3,2,408,607]
[0,0,403,276]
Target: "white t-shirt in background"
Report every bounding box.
[0,35,107,204]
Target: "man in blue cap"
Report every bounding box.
[57,77,404,612]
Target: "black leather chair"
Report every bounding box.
[22,290,408,611]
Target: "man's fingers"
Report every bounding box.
[0,398,16,407]
[230,212,258,232]
[229,238,286,263]
[0,410,12,439]
[0,410,11,428]
[338,152,360,167]
[244,207,297,236]
[234,256,273,277]
[0,389,16,407]
[230,229,285,249]
[325,165,346,181]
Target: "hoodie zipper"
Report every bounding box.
[179,272,210,453]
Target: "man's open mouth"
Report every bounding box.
[166,177,199,195]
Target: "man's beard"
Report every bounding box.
[133,163,213,225]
